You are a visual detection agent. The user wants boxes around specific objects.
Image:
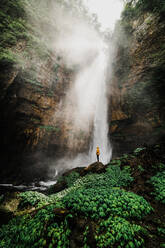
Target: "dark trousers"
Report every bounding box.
[97,155,99,162]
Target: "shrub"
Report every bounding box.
[134,147,146,154]
[63,187,152,220]
[65,171,80,187]
[149,171,165,204]
[0,204,71,248]
[72,165,133,190]
[96,216,146,247]
[19,191,63,209]
[19,191,49,208]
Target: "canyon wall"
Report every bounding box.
[109,6,165,155]
[1,1,165,182]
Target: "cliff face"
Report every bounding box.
[0,1,93,182]
[0,49,74,182]
[109,11,165,155]
[0,2,74,182]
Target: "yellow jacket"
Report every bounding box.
[96,147,100,155]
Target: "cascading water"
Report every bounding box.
[52,42,112,172]
[63,43,112,166]
[0,0,124,191]
[89,50,112,164]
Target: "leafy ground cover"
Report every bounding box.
[149,171,165,204]
[0,144,165,247]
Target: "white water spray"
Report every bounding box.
[50,13,112,170]
[89,50,111,164]
[54,44,112,171]
[22,0,115,174]
[72,46,112,164]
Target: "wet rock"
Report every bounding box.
[0,192,20,226]
[109,13,165,155]
[83,162,106,174]
[50,162,106,194]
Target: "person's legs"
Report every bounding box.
[97,155,99,162]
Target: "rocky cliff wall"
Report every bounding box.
[109,9,165,155]
[0,0,94,182]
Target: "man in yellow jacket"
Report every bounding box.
[96,146,100,162]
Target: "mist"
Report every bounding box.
[21,0,124,177]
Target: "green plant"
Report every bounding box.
[153,163,165,171]
[149,171,165,204]
[39,125,61,133]
[65,171,80,187]
[134,147,146,154]
[19,191,49,208]
[0,204,71,248]
[71,165,133,191]
[95,216,146,247]
[157,227,165,237]
[0,48,18,65]
[106,165,133,187]
[110,159,122,166]
[138,165,145,172]
[63,187,152,220]
[83,225,89,248]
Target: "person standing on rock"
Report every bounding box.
[96,146,100,162]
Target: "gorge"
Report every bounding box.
[0,0,165,247]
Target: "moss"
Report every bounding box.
[0,2,26,49]
[39,125,61,133]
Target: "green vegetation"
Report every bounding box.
[68,164,133,190]
[122,0,165,20]
[0,154,156,248]
[64,171,80,187]
[149,171,165,204]
[134,147,146,154]
[158,227,165,238]
[0,1,27,67]
[26,79,44,88]
[0,49,19,67]
[18,191,65,209]
[39,125,61,133]
[135,0,165,16]
[0,1,26,47]
[138,164,145,172]
[96,216,146,248]
[63,187,152,220]
[0,204,71,248]
[19,191,50,209]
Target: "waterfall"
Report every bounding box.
[67,45,112,166]
[53,43,112,172]
[89,50,112,164]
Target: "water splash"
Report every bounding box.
[89,50,112,164]
[53,45,112,174]
[68,45,112,165]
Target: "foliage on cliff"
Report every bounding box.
[122,0,165,21]
[0,0,26,66]
[110,0,165,154]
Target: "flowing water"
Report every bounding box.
[54,45,112,172]
[89,50,112,164]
